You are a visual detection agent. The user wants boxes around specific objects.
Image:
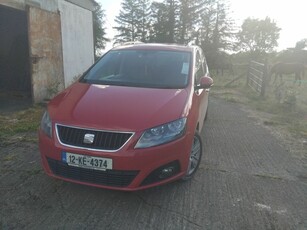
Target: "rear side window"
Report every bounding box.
[195,50,204,82]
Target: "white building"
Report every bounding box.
[0,0,95,102]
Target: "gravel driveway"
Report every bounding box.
[0,96,306,229]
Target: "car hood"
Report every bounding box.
[49,82,189,131]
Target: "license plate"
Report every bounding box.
[62,152,112,171]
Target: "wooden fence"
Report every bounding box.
[247,60,268,96]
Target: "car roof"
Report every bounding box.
[112,42,196,52]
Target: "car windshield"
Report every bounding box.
[81,49,191,89]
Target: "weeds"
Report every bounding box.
[46,80,62,100]
[3,154,17,161]
[0,106,44,145]
[253,173,284,180]
[26,168,42,176]
[212,72,307,141]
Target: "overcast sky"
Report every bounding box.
[97,0,307,51]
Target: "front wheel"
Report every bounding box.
[182,132,203,180]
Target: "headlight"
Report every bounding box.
[40,111,52,138]
[135,118,187,148]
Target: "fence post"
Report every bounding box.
[246,60,251,86]
[260,59,268,97]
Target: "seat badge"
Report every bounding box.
[83,133,95,144]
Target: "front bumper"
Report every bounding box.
[39,129,193,191]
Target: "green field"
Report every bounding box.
[211,67,307,143]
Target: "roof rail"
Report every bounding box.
[112,41,144,48]
[121,41,144,46]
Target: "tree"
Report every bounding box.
[137,0,152,42]
[150,0,179,43]
[165,0,178,43]
[150,0,182,43]
[150,2,170,42]
[295,38,307,50]
[177,0,199,44]
[294,38,307,64]
[195,0,234,69]
[194,1,234,50]
[115,0,234,53]
[236,17,280,57]
[114,0,151,43]
[114,0,139,43]
[93,1,109,59]
[195,0,216,49]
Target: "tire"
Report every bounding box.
[182,132,203,181]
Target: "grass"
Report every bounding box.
[26,168,42,176]
[0,105,45,145]
[253,173,284,181]
[211,70,307,142]
[3,154,17,161]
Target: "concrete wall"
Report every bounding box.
[28,6,64,102]
[1,0,95,99]
[58,0,94,87]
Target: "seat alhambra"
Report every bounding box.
[39,43,213,191]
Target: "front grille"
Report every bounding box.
[56,124,133,151]
[47,158,139,187]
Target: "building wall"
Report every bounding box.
[1,0,95,101]
[28,6,64,102]
[65,0,94,11]
[59,0,94,87]
[0,0,58,12]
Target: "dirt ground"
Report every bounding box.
[0,96,306,229]
[0,91,32,114]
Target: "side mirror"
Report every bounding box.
[195,76,213,90]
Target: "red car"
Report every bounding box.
[39,43,213,191]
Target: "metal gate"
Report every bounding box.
[247,60,268,96]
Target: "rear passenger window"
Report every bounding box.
[195,51,204,82]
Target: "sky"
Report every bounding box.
[97,0,307,51]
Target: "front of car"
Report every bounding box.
[39,44,202,191]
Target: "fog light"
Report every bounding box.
[159,167,175,179]
[141,161,180,186]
